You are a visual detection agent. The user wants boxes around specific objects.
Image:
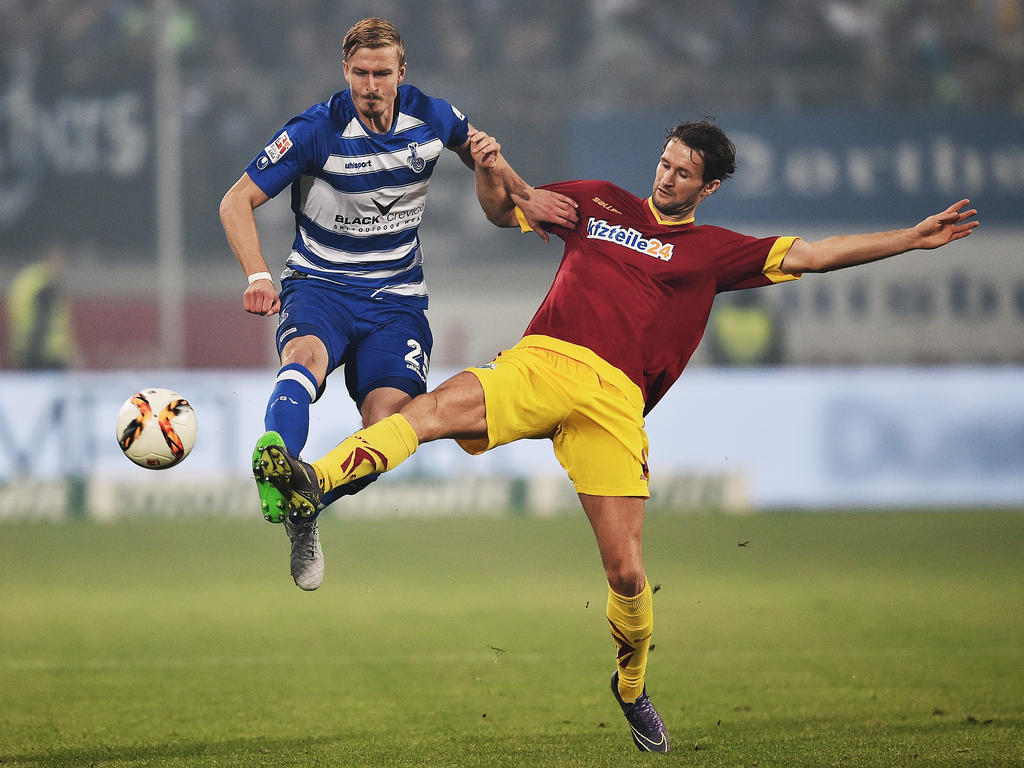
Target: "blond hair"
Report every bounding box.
[343,18,406,66]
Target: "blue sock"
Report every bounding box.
[264,363,318,456]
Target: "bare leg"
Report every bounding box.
[579,493,653,704]
[312,371,488,492]
[400,371,489,443]
[578,493,646,597]
[360,386,412,427]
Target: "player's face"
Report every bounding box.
[342,45,406,131]
[651,139,720,220]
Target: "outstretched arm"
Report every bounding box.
[454,126,578,241]
[781,199,979,274]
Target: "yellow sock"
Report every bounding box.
[312,414,419,492]
[607,580,653,704]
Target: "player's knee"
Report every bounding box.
[403,391,445,441]
[360,388,413,427]
[606,564,646,598]
[403,375,486,443]
[281,337,327,380]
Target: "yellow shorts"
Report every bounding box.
[457,335,650,497]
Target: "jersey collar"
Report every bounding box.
[646,197,694,226]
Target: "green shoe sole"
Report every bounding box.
[253,431,289,524]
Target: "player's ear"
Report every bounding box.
[397,61,407,84]
[701,179,721,199]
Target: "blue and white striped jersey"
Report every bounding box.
[246,84,470,306]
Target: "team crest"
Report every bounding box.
[406,142,426,173]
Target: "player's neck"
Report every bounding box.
[647,197,696,225]
[362,108,395,134]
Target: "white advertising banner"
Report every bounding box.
[0,367,1021,515]
[645,367,1024,508]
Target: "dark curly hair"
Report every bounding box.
[663,119,737,184]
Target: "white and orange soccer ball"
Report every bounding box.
[116,388,197,469]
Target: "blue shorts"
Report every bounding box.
[276,276,432,407]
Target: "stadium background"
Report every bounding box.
[1,0,1023,517]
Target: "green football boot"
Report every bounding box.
[252,431,322,523]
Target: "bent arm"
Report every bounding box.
[470,133,520,228]
[451,127,478,171]
[494,156,578,240]
[219,172,281,315]
[781,199,978,274]
[220,172,272,274]
[455,126,578,239]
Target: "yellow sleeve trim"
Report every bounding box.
[764,236,802,283]
[514,206,534,233]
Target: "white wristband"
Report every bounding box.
[247,272,273,285]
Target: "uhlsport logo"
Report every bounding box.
[586,217,674,262]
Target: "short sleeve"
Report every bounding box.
[244,111,323,199]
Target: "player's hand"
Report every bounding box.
[469,130,500,169]
[243,279,281,316]
[515,188,579,243]
[913,199,979,249]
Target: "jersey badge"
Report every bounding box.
[264,131,293,164]
[406,142,426,173]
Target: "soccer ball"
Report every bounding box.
[116,388,197,469]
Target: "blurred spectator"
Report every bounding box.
[1,0,1022,263]
[7,242,73,370]
[704,290,784,367]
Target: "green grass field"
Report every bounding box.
[1,509,1022,767]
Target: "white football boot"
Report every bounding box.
[284,517,324,591]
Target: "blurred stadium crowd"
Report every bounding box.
[2,0,1021,237]
[4,0,1022,177]
[7,1,1023,106]
[1,1,1022,369]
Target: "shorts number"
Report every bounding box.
[405,339,429,383]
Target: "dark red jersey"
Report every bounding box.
[521,180,799,414]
